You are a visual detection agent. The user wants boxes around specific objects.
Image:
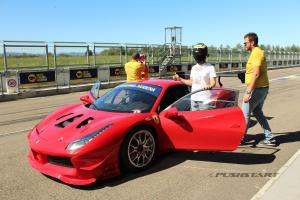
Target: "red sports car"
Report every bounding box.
[28,80,246,185]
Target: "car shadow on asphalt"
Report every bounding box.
[52,130,300,190]
[71,151,277,190]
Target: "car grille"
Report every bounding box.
[47,156,74,168]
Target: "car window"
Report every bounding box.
[91,83,161,113]
[158,85,190,112]
[166,89,238,112]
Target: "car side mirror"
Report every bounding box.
[165,107,179,118]
[80,95,93,105]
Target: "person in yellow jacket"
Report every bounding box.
[241,32,276,146]
[125,52,148,82]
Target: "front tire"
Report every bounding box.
[120,128,157,172]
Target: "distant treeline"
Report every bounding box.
[212,44,300,52]
[99,44,300,55]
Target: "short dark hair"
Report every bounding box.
[244,32,258,46]
[132,52,140,60]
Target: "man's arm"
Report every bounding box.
[243,66,260,102]
[206,77,216,89]
[173,74,192,86]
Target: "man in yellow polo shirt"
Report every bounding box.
[241,32,276,146]
[125,52,148,82]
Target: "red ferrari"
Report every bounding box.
[28,80,246,185]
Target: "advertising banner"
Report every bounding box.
[109,66,126,81]
[167,64,182,74]
[232,63,239,69]
[19,70,56,88]
[149,65,159,77]
[69,68,98,84]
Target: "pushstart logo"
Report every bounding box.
[209,172,278,178]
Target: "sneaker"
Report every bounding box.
[260,138,277,146]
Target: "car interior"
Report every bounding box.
[157,85,190,113]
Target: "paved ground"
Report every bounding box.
[0,67,300,200]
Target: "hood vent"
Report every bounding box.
[55,114,83,128]
[76,117,94,128]
[56,113,74,121]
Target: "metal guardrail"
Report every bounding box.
[1,41,300,95]
[2,40,300,72]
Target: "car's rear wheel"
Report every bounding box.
[120,127,157,172]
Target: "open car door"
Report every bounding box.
[159,88,246,151]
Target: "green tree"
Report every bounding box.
[233,43,243,50]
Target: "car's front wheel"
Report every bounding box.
[120,127,157,172]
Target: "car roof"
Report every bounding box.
[129,79,184,89]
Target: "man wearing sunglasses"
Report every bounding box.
[241,32,276,146]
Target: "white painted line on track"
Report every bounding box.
[250,149,300,200]
[0,128,31,137]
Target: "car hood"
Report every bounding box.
[36,103,133,144]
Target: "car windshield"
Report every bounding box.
[90,83,162,113]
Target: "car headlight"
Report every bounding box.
[66,123,113,151]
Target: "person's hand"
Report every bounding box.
[204,86,212,90]
[243,94,251,103]
[173,74,180,81]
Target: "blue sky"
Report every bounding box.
[1,0,300,47]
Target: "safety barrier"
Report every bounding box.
[1,41,300,95]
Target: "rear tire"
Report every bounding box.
[120,127,157,172]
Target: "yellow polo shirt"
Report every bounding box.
[125,60,146,82]
[245,47,269,88]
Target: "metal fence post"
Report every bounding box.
[53,44,57,69]
[93,44,96,67]
[86,44,90,66]
[45,44,49,69]
[151,45,154,65]
[3,43,7,72]
[125,45,128,63]
[119,45,123,66]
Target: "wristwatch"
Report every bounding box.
[246,90,251,94]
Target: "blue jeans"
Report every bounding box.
[242,87,273,140]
